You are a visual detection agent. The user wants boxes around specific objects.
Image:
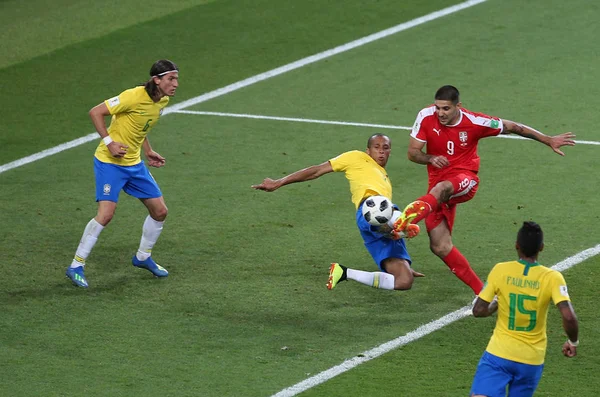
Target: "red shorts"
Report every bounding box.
[424,171,479,233]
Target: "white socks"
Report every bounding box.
[71,218,105,268]
[347,268,395,290]
[386,209,402,229]
[70,216,164,267]
[136,215,164,261]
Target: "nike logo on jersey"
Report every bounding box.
[433,128,441,135]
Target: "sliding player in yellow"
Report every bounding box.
[252,134,422,291]
[470,221,579,397]
[66,60,179,288]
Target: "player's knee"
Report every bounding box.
[394,278,413,290]
[430,243,451,258]
[152,205,168,221]
[431,181,454,201]
[383,259,413,290]
[96,213,114,226]
[394,272,414,290]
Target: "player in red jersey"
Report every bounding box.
[393,85,576,294]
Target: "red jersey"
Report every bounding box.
[410,105,503,182]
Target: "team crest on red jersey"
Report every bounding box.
[459,131,468,146]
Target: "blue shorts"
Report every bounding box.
[356,202,411,271]
[471,351,544,397]
[94,158,162,202]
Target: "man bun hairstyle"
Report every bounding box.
[435,85,460,104]
[145,59,179,98]
[517,221,544,257]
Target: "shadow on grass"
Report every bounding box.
[2,270,168,304]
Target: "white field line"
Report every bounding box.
[163,0,490,115]
[175,110,600,145]
[0,133,100,174]
[271,244,600,397]
[0,0,489,176]
[173,110,413,130]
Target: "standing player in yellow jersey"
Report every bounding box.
[252,134,423,291]
[470,221,579,397]
[66,59,179,288]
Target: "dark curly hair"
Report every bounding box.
[517,221,544,257]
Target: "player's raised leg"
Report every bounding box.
[362,198,421,239]
[393,180,456,235]
[392,200,430,236]
[388,210,421,239]
[392,192,441,235]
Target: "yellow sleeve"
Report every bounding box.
[104,88,138,115]
[329,151,359,172]
[479,266,498,302]
[550,271,570,305]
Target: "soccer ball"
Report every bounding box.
[362,195,394,226]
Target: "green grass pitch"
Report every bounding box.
[1,0,599,396]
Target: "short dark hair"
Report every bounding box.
[367,133,391,148]
[517,221,544,257]
[435,85,460,104]
[144,59,179,98]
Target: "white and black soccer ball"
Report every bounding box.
[362,195,394,226]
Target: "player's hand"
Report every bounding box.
[549,132,576,156]
[429,155,450,168]
[252,178,280,192]
[108,141,129,158]
[562,340,577,358]
[146,151,166,168]
[411,269,425,278]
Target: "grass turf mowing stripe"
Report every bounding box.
[0,0,488,175]
[271,244,600,397]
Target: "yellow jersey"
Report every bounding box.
[94,86,169,166]
[479,259,570,365]
[329,150,392,209]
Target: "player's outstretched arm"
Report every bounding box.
[252,161,334,192]
[501,119,576,156]
[557,300,579,357]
